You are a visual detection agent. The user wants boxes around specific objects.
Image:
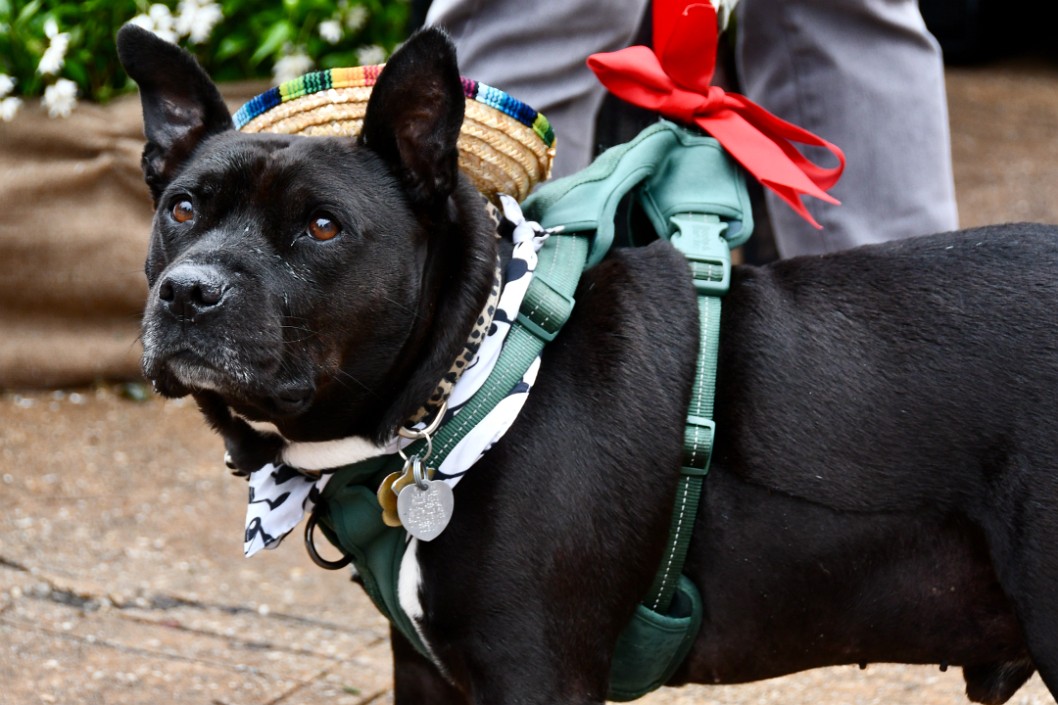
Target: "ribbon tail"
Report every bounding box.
[698,112,840,224]
[759,181,828,230]
[725,94,846,191]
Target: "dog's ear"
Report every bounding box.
[117,24,232,203]
[359,28,464,210]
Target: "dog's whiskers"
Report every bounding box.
[333,368,382,400]
[375,292,422,320]
[279,323,319,345]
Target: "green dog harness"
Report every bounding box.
[308,120,752,700]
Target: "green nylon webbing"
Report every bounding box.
[643,226,726,614]
[689,296,722,423]
[410,232,590,463]
[646,473,704,613]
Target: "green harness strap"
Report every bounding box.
[312,120,752,700]
[522,120,751,700]
[428,231,589,459]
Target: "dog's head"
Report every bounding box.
[117,26,497,455]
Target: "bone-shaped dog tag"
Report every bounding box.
[396,461,454,542]
[377,470,406,528]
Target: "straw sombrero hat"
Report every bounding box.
[233,66,556,203]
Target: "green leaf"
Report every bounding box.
[249,19,293,66]
[15,0,42,25]
[319,51,357,70]
[215,34,250,61]
[63,59,88,87]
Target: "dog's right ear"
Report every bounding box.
[117,24,232,204]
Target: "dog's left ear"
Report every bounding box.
[360,28,465,210]
[117,24,233,203]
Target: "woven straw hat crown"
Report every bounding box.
[234,66,556,203]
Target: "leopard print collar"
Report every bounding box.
[405,200,505,427]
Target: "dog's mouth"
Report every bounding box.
[144,348,315,418]
[160,351,232,394]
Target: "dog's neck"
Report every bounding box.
[365,186,502,442]
[404,256,502,427]
[400,201,505,428]
[232,256,503,473]
[239,418,390,472]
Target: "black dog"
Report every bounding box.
[118,24,1058,705]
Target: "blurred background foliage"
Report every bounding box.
[0,0,410,104]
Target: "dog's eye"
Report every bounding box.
[171,199,194,224]
[307,213,340,241]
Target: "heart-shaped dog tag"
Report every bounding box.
[397,476,454,542]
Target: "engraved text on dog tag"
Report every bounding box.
[397,474,454,542]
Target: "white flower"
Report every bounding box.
[176,0,223,44]
[0,71,18,120]
[127,6,179,43]
[319,19,343,45]
[37,42,67,76]
[36,19,70,76]
[272,51,313,85]
[345,6,368,32]
[1,96,23,122]
[148,3,175,32]
[42,78,78,118]
[711,0,740,30]
[127,14,155,31]
[355,44,386,66]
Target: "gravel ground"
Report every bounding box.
[3,56,1058,704]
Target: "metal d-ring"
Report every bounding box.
[304,510,352,570]
[397,401,447,463]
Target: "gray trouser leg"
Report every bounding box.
[736,0,959,255]
[426,0,649,179]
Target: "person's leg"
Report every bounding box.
[426,0,649,179]
[736,0,959,256]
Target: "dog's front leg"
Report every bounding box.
[391,626,469,705]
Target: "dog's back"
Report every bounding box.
[719,223,1058,511]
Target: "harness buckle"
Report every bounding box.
[682,415,715,475]
[669,213,731,297]
[516,274,576,343]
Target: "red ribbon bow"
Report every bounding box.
[587,0,846,228]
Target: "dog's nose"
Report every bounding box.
[158,263,228,322]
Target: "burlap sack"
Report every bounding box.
[0,84,265,389]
